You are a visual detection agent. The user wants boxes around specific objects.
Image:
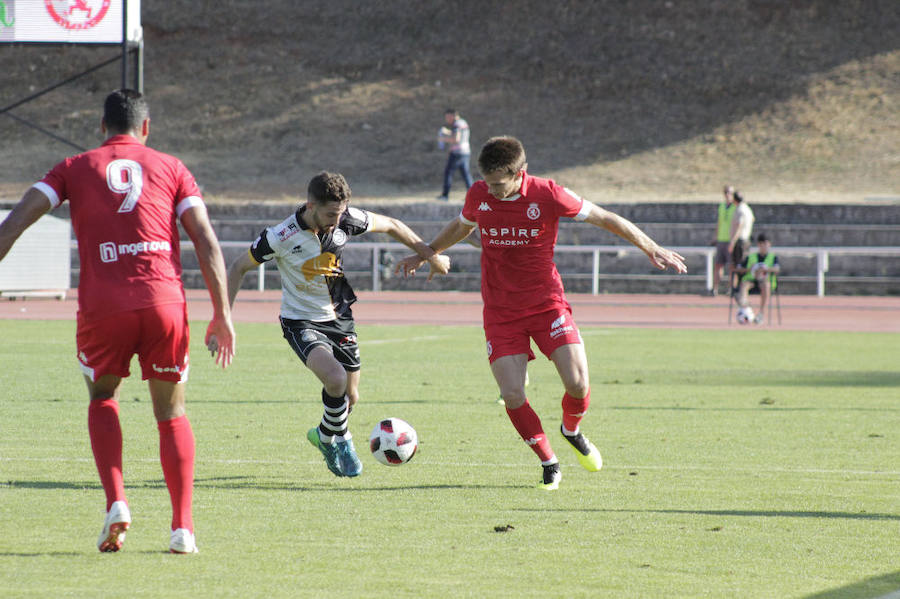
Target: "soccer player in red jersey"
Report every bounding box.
[398,136,687,489]
[0,89,236,552]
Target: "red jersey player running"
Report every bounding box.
[0,89,236,552]
[398,136,687,490]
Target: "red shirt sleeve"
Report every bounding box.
[549,179,584,218]
[38,158,75,206]
[460,181,487,224]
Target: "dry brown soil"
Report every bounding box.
[1,1,898,205]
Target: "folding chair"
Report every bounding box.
[728,273,781,325]
[769,273,782,325]
[726,266,742,324]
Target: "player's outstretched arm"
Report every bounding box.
[394,217,474,279]
[0,187,52,262]
[368,213,451,279]
[226,251,261,309]
[180,204,235,368]
[583,203,688,274]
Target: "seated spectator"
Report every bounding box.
[734,233,780,324]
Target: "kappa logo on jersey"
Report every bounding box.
[301,252,340,281]
[478,202,492,211]
[99,240,172,263]
[45,0,111,30]
[526,203,541,220]
[277,222,300,241]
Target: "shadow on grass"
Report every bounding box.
[803,570,900,599]
[609,406,900,412]
[0,551,80,557]
[2,477,525,492]
[604,371,900,388]
[513,507,900,521]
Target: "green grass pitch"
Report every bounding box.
[0,319,898,598]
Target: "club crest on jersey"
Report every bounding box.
[526,203,541,220]
[331,229,348,245]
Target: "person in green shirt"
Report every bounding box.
[735,233,780,324]
[711,184,736,296]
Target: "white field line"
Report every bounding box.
[1,455,898,476]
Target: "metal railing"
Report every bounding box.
[210,241,900,298]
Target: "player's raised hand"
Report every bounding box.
[205,316,235,368]
[648,246,688,274]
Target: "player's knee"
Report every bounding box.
[564,374,590,399]
[323,374,347,398]
[501,389,527,408]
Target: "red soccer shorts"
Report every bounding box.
[76,302,190,383]
[484,307,583,364]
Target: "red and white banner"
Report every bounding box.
[0,0,141,43]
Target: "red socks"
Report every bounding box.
[562,390,591,433]
[89,400,195,532]
[505,401,555,463]
[158,415,195,532]
[88,398,125,511]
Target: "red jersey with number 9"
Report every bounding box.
[35,135,204,321]
[460,173,592,325]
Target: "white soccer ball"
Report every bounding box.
[736,306,755,325]
[369,418,418,466]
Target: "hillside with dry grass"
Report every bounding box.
[1,0,898,204]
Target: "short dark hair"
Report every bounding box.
[757,233,769,243]
[307,171,351,204]
[733,191,744,203]
[478,136,527,176]
[103,89,149,134]
[445,108,457,115]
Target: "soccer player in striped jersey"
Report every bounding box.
[226,172,448,478]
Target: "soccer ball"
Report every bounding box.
[736,305,755,325]
[369,418,418,466]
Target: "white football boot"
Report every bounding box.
[169,528,199,554]
[97,500,131,552]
